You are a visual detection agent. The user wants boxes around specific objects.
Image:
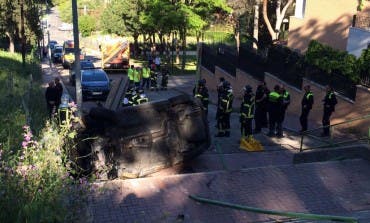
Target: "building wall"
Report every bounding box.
[201,66,370,135]
[287,0,361,52]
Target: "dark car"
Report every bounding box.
[52,46,63,63]
[81,69,110,101]
[69,60,95,85]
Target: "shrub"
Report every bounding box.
[79,15,96,37]
[305,40,359,82]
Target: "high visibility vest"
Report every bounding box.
[136,97,149,105]
[133,70,140,83]
[283,91,290,100]
[127,68,134,81]
[142,68,150,78]
[306,92,313,100]
[268,91,280,102]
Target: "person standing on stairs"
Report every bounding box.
[321,85,337,137]
[300,85,314,133]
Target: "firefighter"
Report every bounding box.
[321,85,337,137]
[133,67,141,88]
[161,67,169,90]
[215,81,233,137]
[128,89,140,106]
[194,79,209,116]
[150,69,158,91]
[267,85,283,137]
[122,87,134,107]
[127,65,134,87]
[240,85,255,139]
[254,81,269,133]
[300,85,314,132]
[141,64,151,89]
[135,88,149,105]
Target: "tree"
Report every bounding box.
[262,0,293,41]
[79,15,95,37]
[100,0,144,56]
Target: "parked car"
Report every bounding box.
[81,69,110,101]
[69,60,95,85]
[48,40,58,50]
[52,45,63,63]
[58,23,73,31]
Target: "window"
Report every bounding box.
[295,0,306,19]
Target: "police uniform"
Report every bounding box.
[300,90,314,132]
[141,67,151,89]
[254,84,269,133]
[240,86,255,138]
[322,89,337,136]
[268,86,283,137]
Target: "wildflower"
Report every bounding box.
[22,141,28,149]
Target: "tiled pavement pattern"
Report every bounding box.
[88,159,370,223]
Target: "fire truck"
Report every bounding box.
[99,36,130,71]
[62,40,84,69]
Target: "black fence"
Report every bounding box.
[201,43,358,100]
[201,45,216,73]
[266,45,303,88]
[305,66,357,100]
[238,46,265,81]
[360,72,370,87]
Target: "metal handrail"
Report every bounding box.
[300,114,370,151]
[189,195,358,223]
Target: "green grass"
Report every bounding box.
[0,51,47,152]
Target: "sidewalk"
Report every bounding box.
[88,159,370,223]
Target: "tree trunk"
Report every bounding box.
[20,0,26,66]
[181,28,186,72]
[133,34,139,57]
[263,0,275,41]
[274,0,294,39]
[6,32,15,53]
[253,4,259,50]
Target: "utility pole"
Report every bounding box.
[72,0,82,116]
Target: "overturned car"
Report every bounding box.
[78,94,210,179]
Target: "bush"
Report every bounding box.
[0,51,89,222]
[305,40,359,82]
[79,15,96,37]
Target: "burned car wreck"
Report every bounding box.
[78,94,210,179]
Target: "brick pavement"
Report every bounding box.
[88,159,370,223]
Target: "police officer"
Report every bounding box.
[240,85,255,139]
[216,81,233,137]
[133,67,141,88]
[127,65,134,87]
[321,85,337,137]
[254,81,269,133]
[194,79,209,116]
[141,64,150,89]
[268,85,283,137]
[280,85,290,123]
[300,85,314,132]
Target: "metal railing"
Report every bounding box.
[300,114,370,152]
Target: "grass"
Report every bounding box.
[0,51,47,152]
